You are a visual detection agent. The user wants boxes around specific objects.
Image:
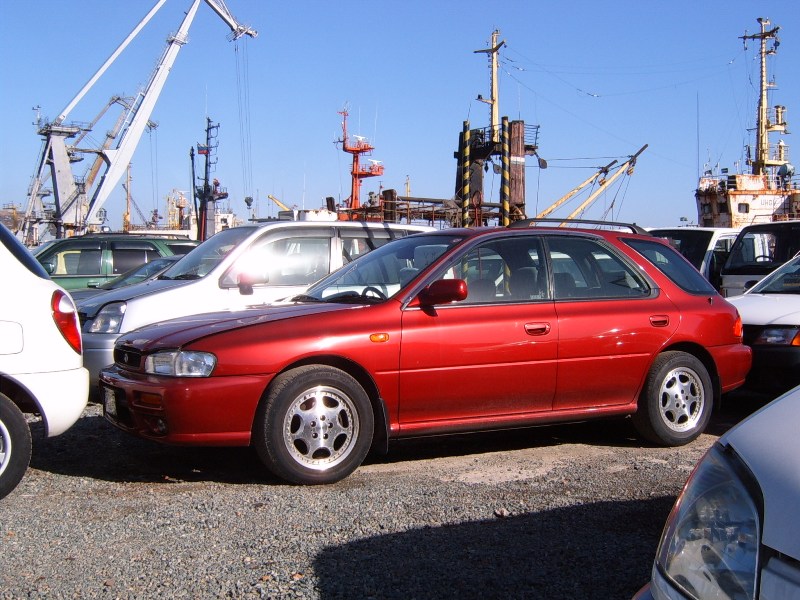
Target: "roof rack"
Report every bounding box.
[508,218,649,235]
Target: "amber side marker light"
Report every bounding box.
[369,333,390,343]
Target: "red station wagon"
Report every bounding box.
[100,222,752,484]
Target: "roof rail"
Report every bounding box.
[508,218,650,235]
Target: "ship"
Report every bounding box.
[695,18,800,228]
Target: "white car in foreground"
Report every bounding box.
[0,224,89,499]
[634,386,800,600]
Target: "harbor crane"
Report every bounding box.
[19,0,256,246]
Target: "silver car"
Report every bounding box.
[634,386,800,599]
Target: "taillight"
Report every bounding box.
[51,290,82,354]
[733,312,744,339]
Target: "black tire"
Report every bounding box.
[253,366,374,485]
[632,351,713,446]
[0,392,33,500]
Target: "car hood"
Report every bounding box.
[77,278,191,314]
[719,388,800,559]
[727,293,800,325]
[117,301,358,350]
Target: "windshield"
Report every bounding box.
[159,227,256,281]
[749,256,800,294]
[724,224,800,275]
[298,233,466,303]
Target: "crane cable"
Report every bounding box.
[234,37,254,204]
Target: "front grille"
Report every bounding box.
[114,346,143,370]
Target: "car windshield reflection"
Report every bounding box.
[297,233,465,303]
[750,256,800,294]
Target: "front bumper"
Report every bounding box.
[99,365,273,446]
[82,332,120,398]
[744,345,800,395]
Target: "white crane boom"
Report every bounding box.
[20,0,256,243]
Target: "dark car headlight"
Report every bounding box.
[144,350,216,377]
[89,301,126,334]
[753,326,800,346]
[653,444,761,600]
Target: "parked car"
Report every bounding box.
[726,253,800,396]
[0,223,88,500]
[35,233,198,290]
[99,222,751,485]
[78,220,432,396]
[633,385,800,600]
[720,220,800,297]
[69,255,181,301]
[648,227,738,290]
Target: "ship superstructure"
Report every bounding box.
[696,18,799,227]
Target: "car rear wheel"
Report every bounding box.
[632,351,712,446]
[0,392,33,500]
[253,365,374,485]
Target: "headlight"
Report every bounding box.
[655,444,761,600]
[753,326,800,346]
[144,351,216,377]
[89,302,126,334]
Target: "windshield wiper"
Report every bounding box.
[290,294,325,303]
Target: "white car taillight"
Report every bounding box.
[51,290,82,354]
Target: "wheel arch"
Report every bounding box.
[0,375,44,432]
[268,355,390,455]
[658,341,722,409]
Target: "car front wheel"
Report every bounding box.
[0,392,33,500]
[253,365,374,485]
[632,351,713,446]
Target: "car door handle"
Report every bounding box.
[649,315,670,327]
[524,322,551,336]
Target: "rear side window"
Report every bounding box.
[110,241,161,274]
[38,241,103,275]
[626,238,716,294]
[340,227,410,263]
[545,236,649,300]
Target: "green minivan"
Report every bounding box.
[35,233,198,290]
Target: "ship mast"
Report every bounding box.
[742,18,784,177]
[337,110,384,211]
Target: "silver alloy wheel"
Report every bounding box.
[282,385,360,471]
[658,366,704,432]
[0,419,11,477]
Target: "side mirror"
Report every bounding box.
[237,272,268,296]
[417,279,468,306]
[40,260,55,275]
[743,279,758,291]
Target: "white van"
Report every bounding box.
[77,220,432,395]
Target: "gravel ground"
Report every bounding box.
[0,392,767,599]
